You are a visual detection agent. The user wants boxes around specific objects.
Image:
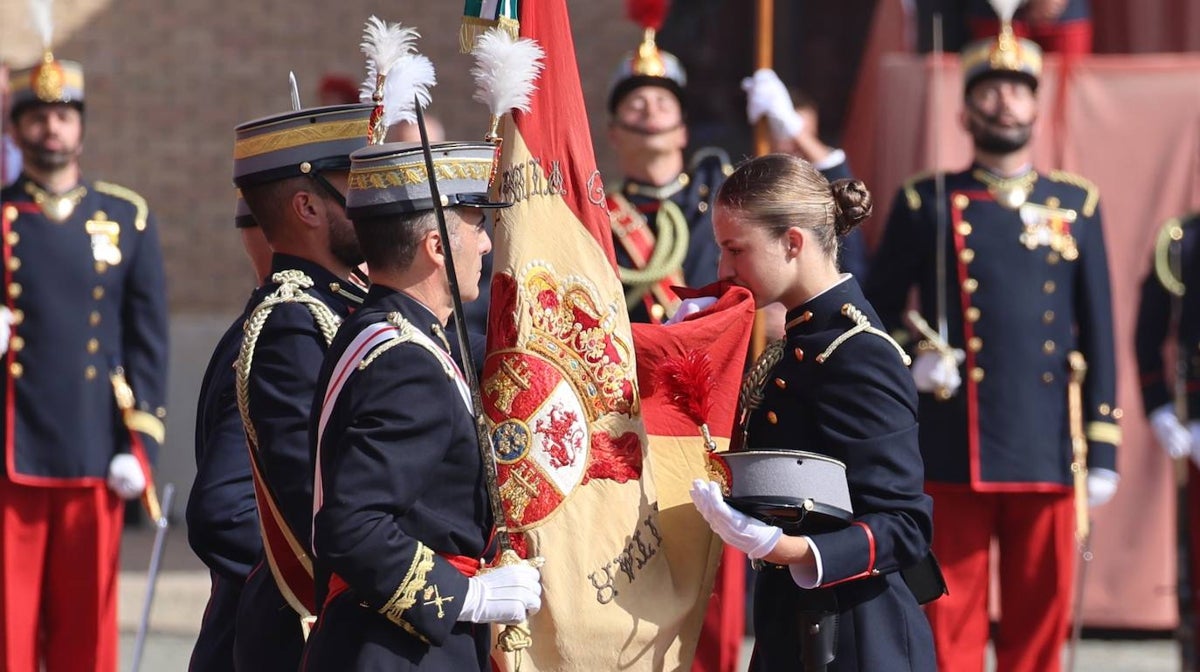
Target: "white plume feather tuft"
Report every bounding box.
[360,16,420,79]
[378,54,437,127]
[28,0,54,50]
[470,28,546,118]
[987,0,1025,23]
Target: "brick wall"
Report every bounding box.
[5,0,641,313]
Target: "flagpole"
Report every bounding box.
[749,0,774,359]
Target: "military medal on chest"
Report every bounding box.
[85,212,123,265]
[1018,201,1079,261]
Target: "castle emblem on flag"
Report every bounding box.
[484,263,643,530]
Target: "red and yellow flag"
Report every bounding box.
[479,0,755,668]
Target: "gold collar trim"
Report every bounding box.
[622,172,689,201]
[972,168,1037,210]
[23,181,87,222]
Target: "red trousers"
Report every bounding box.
[969,18,1094,57]
[691,545,745,672]
[0,478,123,672]
[924,485,1076,672]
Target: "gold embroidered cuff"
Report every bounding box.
[126,409,165,444]
[1086,421,1122,447]
[378,544,436,633]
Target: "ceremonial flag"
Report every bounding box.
[475,0,756,668]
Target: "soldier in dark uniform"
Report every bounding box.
[303,141,542,670]
[230,103,372,671]
[0,52,168,672]
[604,34,728,325]
[185,193,271,672]
[1134,211,1200,663]
[864,24,1120,672]
[691,153,936,671]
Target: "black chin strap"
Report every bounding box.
[611,120,685,137]
[310,172,347,210]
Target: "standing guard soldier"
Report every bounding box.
[604,27,731,325]
[864,22,1120,672]
[185,192,271,671]
[231,103,371,671]
[303,141,543,671]
[0,49,168,672]
[1135,211,1200,665]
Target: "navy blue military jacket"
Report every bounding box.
[187,292,261,581]
[745,276,934,586]
[307,286,493,667]
[240,253,365,557]
[744,277,935,671]
[0,174,168,483]
[865,166,1120,490]
[187,296,257,672]
[1136,212,1200,418]
[610,150,729,323]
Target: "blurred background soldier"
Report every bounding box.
[604,23,729,325]
[0,44,168,672]
[230,102,371,671]
[1135,210,1200,665]
[864,19,1120,672]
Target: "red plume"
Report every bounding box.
[626,0,670,31]
[654,349,715,426]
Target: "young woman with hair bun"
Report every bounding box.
[689,154,939,671]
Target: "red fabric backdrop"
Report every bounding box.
[845,47,1200,628]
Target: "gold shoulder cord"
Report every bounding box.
[1047,170,1100,218]
[817,303,912,366]
[235,270,343,451]
[92,181,149,231]
[614,196,691,299]
[1154,217,1186,298]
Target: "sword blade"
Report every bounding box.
[130,482,174,672]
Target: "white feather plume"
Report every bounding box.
[360,16,420,79]
[378,54,437,127]
[27,0,54,50]
[470,28,546,118]
[987,0,1025,23]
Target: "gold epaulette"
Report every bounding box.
[902,171,935,211]
[816,303,912,366]
[1153,216,1186,297]
[92,181,149,231]
[1046,170,1099,218]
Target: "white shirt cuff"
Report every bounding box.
[788,536,823,589]
[812,148,846,172]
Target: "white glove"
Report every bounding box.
[1087,468,1119,508]
[665,297,718,325]
[456,563,542,625]
[0,306,12,356]
[1150,405,1192,459]
[740,69,805,142]
[1189,422,1200,470]
[911,350,964,396]
[690,479,782,560]
[106,453,146,500]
